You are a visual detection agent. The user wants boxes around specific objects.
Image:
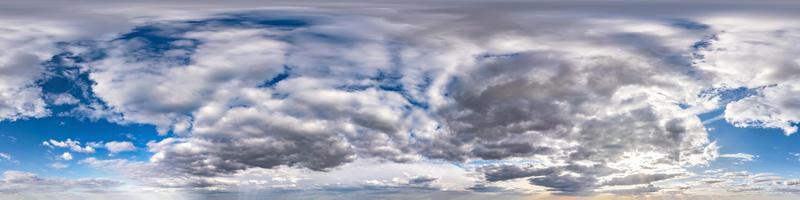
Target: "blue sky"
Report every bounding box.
[3,1,800,199]
[702,109,800,177]
[0,117,158,177]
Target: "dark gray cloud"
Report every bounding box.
[467,184,508,193]
[481,165,559,182]
[604,173,683,186]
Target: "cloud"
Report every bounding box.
[602,184,661,195]
[650,170,800,196]
[0,170,122,194]
[50,162,69,169]
[720,153,756,161]
[481,165,560,182]
[91,13,426,176]
[603,173,684,186]
[0,21,62,122]
[43,139,95,154]
[691,16,800,135]
[701,179,727,185]
[46,93,80,106]
[58,152,73,161]
[53,8,718,194]
[721,171,751,178]
[104,141,136,154]
[0,152,18,165]
[0,135,16,143]
[79,157,479,195]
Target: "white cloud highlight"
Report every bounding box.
[104,141,136,154]
[43,139,96,154]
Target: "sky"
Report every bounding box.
[2,0,800,199]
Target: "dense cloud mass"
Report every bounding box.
[71,10,717,193]
[2,0,800,198]
[0,22,59,120]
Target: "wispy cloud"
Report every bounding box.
[720,153,757,161]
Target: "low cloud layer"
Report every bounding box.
[0,170,121,194]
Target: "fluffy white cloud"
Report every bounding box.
[104,141,136,154]
[47,93,80,106]
[58,152,73,161]
[43,139,96,154]
[693,16,800,135]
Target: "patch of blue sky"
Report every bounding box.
[259,65,293,88]
[692,86,800,177]
[38,52,101,108]
[114,24,201,65]
[184,15,310,29]
[0,116,162,178]
[477,52,521,60]
[372,71,430,110]
[700,109,800,179]
[691,34,718,51]
[690,33,718,61]
[669,18,711,30]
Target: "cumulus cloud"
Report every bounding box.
[58,152,73,161]
[43,139,96,154]
[104,141,136,154]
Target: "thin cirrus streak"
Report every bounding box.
[0,1,800,199]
